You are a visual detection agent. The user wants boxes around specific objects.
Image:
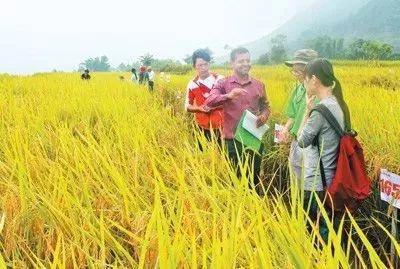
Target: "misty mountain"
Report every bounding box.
[219,0,400,62]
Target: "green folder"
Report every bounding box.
[234,111,263,152]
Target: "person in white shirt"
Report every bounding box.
[147,66,155,91]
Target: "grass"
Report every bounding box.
[0,62,398,267]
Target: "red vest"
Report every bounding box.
[186,74,223,130]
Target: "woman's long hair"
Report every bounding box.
[305,58,351,131]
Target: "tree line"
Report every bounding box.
[76,36,400,72]
[78,53,194,74]
[257,34,400,65]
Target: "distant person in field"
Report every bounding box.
[281,49,318,181]
[81,69,91,80]
[143,68,149,84]
[297,58,352,242]
[205,47,270,189]
[131,68,138,83]
[147,66,155,91]
[139,65,147,84]
[184,49,224,150]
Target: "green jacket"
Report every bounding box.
[285,83,315,137]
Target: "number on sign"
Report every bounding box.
[380,179,393,196]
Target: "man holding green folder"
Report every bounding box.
[205,47,270,187]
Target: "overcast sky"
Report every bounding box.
[1,0,315,74]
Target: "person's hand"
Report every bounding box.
[198,105,211,113]
[280,126,290,143]
[306,95,316,112]
[227,88,247,100]
[256,114,268,128]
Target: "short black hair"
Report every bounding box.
[230,47,249,62]
[192,49,211,67]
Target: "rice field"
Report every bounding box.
[0,61,399,267]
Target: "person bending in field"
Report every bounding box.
[184,49,224,151]
[205,47,270,190]
[81,69,91,80]
[131,68,138,83]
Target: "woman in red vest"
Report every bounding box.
[184,49,224,150]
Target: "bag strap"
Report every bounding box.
[317,143,327,189]
[311,104,345,138]
[310,104,343,190]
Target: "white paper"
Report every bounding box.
[242,110,269,140]
[274,124,285,143]
[380,169,400,209]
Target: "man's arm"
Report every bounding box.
[204,79,229,108]
[256,84,271,127]
[205,79,247,108]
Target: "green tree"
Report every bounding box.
[346,39,394,60]
[79,55,111,71]
[347,39,366,59]
[306,35,345,59]
[115,63,135,72]
[183,54,192,65]
[392,53,400,60]
[99,56,111,71]
[117,63,128,71]
[139,53,154,66]
[257,53,270,65]
[204,47,214,63]
[378,43,394,60]
[269,34,287,64]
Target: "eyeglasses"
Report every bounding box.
[195,63,210,68]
